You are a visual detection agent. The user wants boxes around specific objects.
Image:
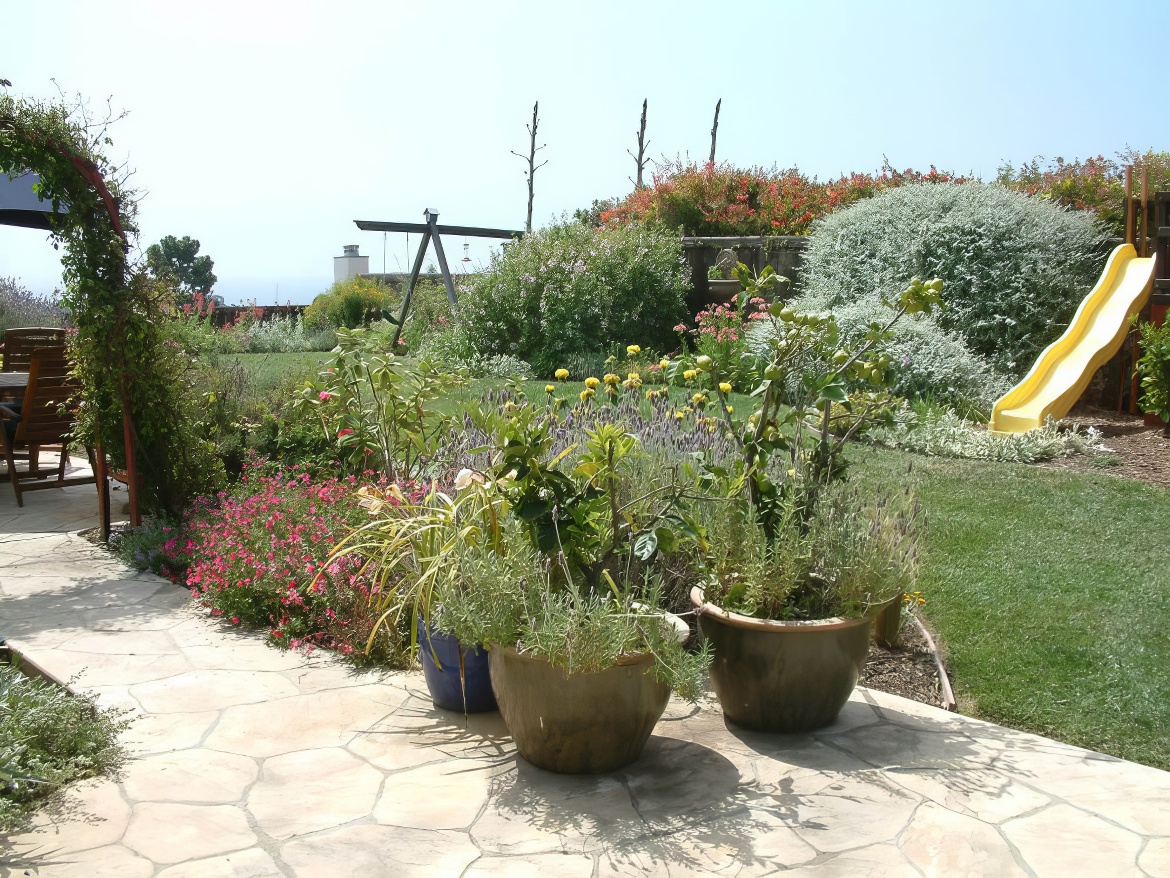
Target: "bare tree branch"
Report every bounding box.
[512,101,546,233]
[709,98,721,164]
[627,99,649,188]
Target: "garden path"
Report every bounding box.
[2,470,1170,877]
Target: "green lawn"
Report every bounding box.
[853,447,1170,769]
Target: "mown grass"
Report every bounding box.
[853,446,1170,769]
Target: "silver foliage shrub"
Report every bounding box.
[799,182,1106,376]
[870,405,1101,463]
[244,314,336,353]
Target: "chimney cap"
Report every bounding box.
[342,244,360,255]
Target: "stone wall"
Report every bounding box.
[681,236,808,312]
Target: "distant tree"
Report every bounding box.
[145,235,217,300]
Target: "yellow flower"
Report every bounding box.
[725,405,733,414]
[545,384,555,394]
[626,344,641,355]
[580,388,595,401]
[604,373,620,386]
[628,371,640,382]
[674,410,686,420]
[692,393,707,407]
[659,358,670,369]
[585,376,600,389]
[719,382,733,395]
[555,368,569,381]
[683,369,697,381]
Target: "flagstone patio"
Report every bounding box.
[1,471,1169,877]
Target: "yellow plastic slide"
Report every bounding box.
[989,243,1156,434]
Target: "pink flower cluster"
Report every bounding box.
[177,460,425,659]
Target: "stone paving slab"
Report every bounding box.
[2,479,1169,876]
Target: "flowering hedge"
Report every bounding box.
[601,159,967,237]
[997,149,1170,237]
[180,462,425,661]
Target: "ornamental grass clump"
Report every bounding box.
[182,461,425,661]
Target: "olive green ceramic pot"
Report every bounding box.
[488,646,670,774]
[690,586,872,733]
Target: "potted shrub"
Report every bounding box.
[686,277,943,732]
[322,476,506,714]
[430,409,708,773]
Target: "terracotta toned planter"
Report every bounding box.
[690,586,872,733]
[488,645,670,774]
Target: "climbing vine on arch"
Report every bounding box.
[0,88,223,518]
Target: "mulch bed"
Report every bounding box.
[860,619,948,709]
[1043,404,1170,490]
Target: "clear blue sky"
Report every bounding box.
[3,0,1168,305]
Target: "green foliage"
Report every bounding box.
[1134,317,1170,434]
[1,91,220,518]
[699,486,920,620]
[398,280,455,352]
[145,234,217,299]
[419,323,534,379]
[293,326,461,480]
[435,525,710,701]
[0,662,128,833]
[304,276,398,330]
[786,300,1011,414]
[460,219,690,376]
[799,182,1106,377]
[701,276,943,537]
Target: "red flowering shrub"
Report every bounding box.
[602,159,968,237]
[997,149,1170,237]
[179,460,426,663]
[668,295,770,391]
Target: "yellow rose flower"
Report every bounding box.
[555,368,569,381]
[626,344,641,355]
[719,382,733,395]
[585,376,600,389]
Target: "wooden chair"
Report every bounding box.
[0,347,96,507]
[1,327,67,405]
[1,327,67,372]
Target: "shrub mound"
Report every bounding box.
[798,182,1106,376]
[304,276,398,330]
[460,220,690,376]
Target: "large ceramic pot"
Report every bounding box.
[706,278,742,304]
[488,646,670,774]
[417,619,497,714]
[690,586,872,733]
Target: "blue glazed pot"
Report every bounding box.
[416,618,497,713]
